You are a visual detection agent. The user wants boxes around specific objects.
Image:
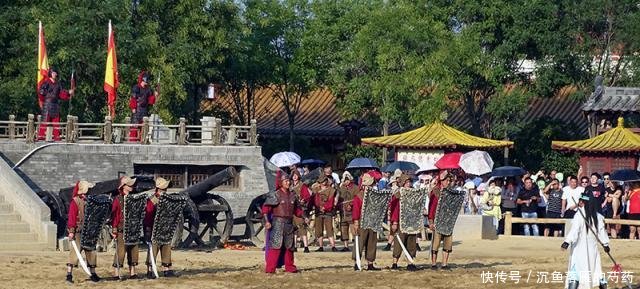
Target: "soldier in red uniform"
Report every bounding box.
[66,180,100,283]
[38,67,72,141]
[290,170,312,253]
[352,173,381,271]
[129,71,157,141]
[262,173,306,273]
[144,177,178,278]
[111,176,139,278]
[313,175,337,251]
[390,174,418,271]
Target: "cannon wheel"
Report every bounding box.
[175,194,233,248]
[245,194,267,248]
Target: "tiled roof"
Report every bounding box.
[583,87,640,112]
[361,121,513,150]
[447,95,588,136]
[552,118,640,152]
[202,86,402,138]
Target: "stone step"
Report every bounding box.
[0,222,31,233]
[0,203,14,213]
[0,242,50,251]
[0,232,38,242]
[0,213,21,222]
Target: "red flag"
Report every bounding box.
[103,20,119,119]
[37,21,49,109]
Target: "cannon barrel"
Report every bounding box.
[183,166,237,202]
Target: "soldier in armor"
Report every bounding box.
[144,177,178,278]
[66,180,100,283]
[129,71,157,141]
[111,176,139,279]
[290,170,312,253]
[338,171,358,252]
[390,174,419,271]
[38,67,72,141]
[262,173,306,273]
[313,174,337,252]
[429,171,465,270]
[352,173,381,271]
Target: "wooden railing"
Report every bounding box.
[503,211,640,236]
[0,114,258,146]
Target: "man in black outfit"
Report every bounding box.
[516,178,539,236]
[583,173,606,213]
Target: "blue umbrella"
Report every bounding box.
[346,157,379,169]
[492,166,527,177]
[610,169,640,182]
[300,159,326,167]
[381,161,419,173]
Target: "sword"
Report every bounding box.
[114,235,121,280]
[147,242,159,279]
[395,233,414,264]
[70,239,92,277]
[354,234,362,271]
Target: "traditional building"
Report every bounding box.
[552,117,640,175]
[361,121,513,168]
[583,77,640,137]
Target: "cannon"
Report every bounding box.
[37,166,273,249]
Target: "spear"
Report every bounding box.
[69,69,75,114]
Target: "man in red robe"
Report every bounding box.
[262,173,306,273]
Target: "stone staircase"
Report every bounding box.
[0,155,56,251]
[0,194,50,250]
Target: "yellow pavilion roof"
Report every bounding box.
[361,122,513,149]
[552,117,640,152]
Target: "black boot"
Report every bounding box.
[407,264,418,271]
[391,263,399,270]
[599,282,607,289]
[146,270,156,279]
[353,263,359,271]
[567,281,579,289]
[163,270,177,278]
[65,274,73,283]
[303,247,310,253]
[383,243,392,251]
[315,247,324,252]
[90,273,101,282]
[367,264,381,271]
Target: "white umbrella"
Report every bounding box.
[269,151,301,168]
[415,162,438,175]
[459,150,494,176]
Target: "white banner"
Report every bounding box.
[396,149,444,168]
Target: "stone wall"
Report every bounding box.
[0,142,269,229]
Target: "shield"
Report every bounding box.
[434,187,466,235]
[269,152,301,168]
[80,194,111,251]
[399,188,429,234]
[152,192,187,245]
[123,193,147,245]
[360,187,392,234]
[459,150,494,176]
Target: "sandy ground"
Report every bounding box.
[0,237,639,289]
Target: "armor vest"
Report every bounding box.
[272,189,296,218]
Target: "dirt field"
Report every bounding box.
[0,237,638,289]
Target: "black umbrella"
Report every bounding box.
[492,166,527,177]
[381,161,419,173]
[346,158,379,169]
[300,159,326,167]
[610,169,640,182]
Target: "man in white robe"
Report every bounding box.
[561,195,610,289]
